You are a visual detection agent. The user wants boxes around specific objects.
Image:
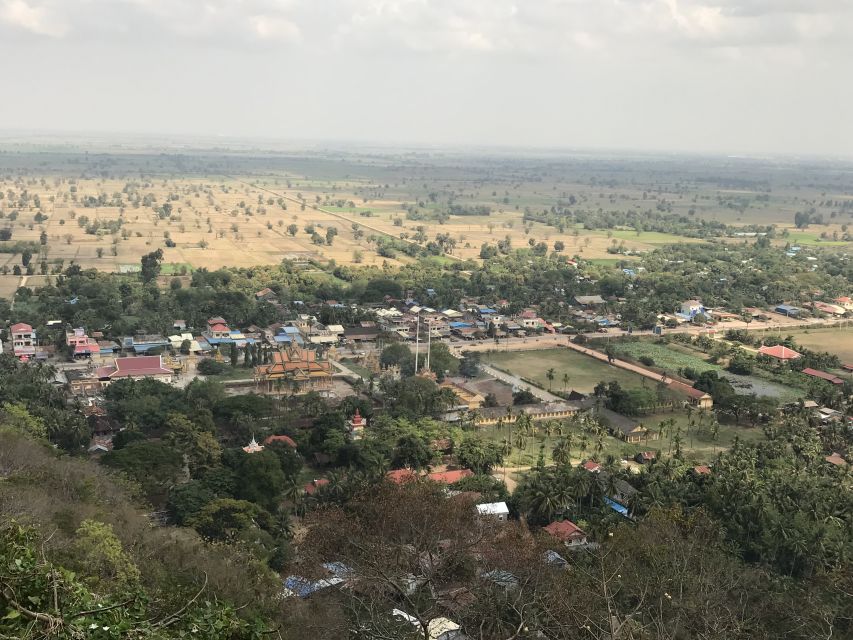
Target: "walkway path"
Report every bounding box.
[479,363,562,402]
[330,358,365,381]
[563,341,676,385]
[9,275,28,310]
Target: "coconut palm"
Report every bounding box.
[595,433,605,456]
[514,429,527,458]
[553,438,572,467]
[546,367,555,390]
[562,372,570,392]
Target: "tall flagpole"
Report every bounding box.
[414,312,420,373]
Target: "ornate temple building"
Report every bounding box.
[253,346,333,393]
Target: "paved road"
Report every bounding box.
[479,363,562,402]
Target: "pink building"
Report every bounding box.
[11,323,36,358]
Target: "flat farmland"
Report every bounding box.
[0,175,409,274]
[1,148,851,276]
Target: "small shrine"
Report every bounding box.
[416,366,437,382]
[242,435,264,454]
[363,350,380,374]
[349,409,366,439]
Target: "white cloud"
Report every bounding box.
[0,0,850,154]
[1,0,850,54]
[0,0,66,37]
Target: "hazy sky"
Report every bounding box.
[0,0,851,155]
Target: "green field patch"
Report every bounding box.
[610,341,719,375]
[602,229,703,244]
[587,258,638,266]
[160,262,195,275]
[324,206,379,214]
[783,230,849,246]
[485,348,651,394]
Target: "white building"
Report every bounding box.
[476,501,509,522]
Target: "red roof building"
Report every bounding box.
[94,355,174,383]
[582,460,601,473]
[758,345,801,360]
[693,465,712,475]
[387,469,418,484]
[10,323,36,358]
[386,468,474,485]
[825,453,847,467]
[264,434,297,448]
[426,469,474,484]
[543,520,588,546]
[668,382,714,408]
[254,346,333,391]
[304,479,329,495]
[802,368,844,385]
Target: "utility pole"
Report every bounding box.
[426,319,432,372]
[414,311,420,373]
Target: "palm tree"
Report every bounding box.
[595,433,605,456]
[546,367,555,391]
[579,435,589,458]
[553,438,572,467]
[516,413,533,437]
[672,431,684,458]
[514,429,527,462]
[562,372,570,392]
[526,479,564,522]
[571,469,593,509]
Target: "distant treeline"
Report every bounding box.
[0,240,40,254]
[523,207,775,239]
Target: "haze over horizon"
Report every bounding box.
[1,0,851,157]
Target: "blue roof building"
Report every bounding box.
[604,497,630,518]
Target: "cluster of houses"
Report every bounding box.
[284,458,603,640]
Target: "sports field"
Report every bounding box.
[484,347,650,394]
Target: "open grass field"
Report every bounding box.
[609,339,801,400]
[478,406,765,467]
[484,347,651,393]
[609,341,720,376]
[761,325,853,363]
[1,145,852,281]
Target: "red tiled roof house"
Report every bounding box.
[543,520,588,547]
[758,345,801,361]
